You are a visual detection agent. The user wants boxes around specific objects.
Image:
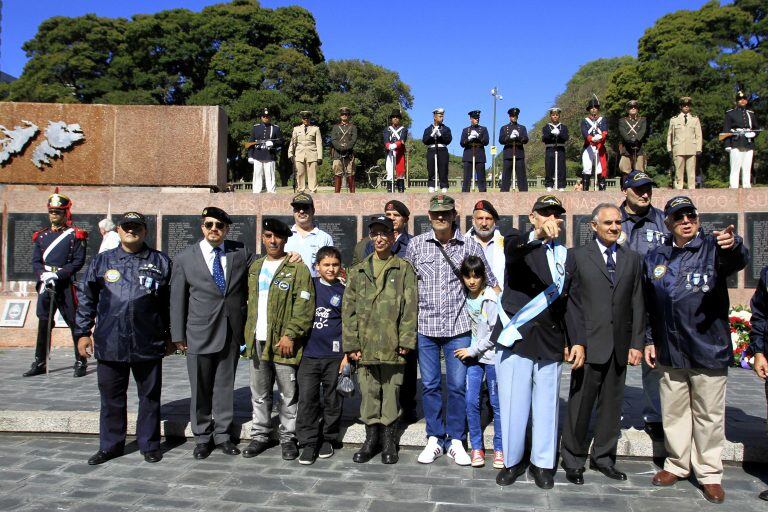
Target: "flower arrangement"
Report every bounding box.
[730,306,753,368]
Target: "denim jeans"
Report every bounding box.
[418,332,471,445]
[466,362,502,452]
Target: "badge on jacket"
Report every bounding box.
[653,265,667,279]
[105,269,121,283]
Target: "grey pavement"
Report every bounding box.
[1,347,767,461]
[0,432,767,511]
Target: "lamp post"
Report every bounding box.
[490,87,503,188]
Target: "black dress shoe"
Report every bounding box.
[528,464,555,489]
[87,450,121,465]
[216,441,240,455]
[193,443,212,460]
[563,466,585,485]
[143,450,162,463]
[281,440,299,460]
[73,361,87,378]
[22,361,46,377]
[589,461,627,481]
[496,462,527,486]
[242,440,270,458]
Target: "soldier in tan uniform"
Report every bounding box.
[288,111,324,193]
[666,97,702,190]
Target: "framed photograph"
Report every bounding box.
[0,300,30,327]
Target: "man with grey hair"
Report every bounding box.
[98,218,120,253]
[561,203,645,485]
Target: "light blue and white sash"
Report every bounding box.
[496,242,567,348]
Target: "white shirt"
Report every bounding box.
[199,239,228,279]
[284,224,334,277]
[256,258,283,341]
[98,231,120,253]
[595,238,618,264]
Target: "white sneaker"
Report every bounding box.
[447,439,471,466]
[428,187,435,193]
[441,188,448,193]
[417,436,444,464]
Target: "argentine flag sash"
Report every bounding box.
[496,242,567,347]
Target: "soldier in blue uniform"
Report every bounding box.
[76,212,173,465]
[460,110,490,192]
[498,107,529,192]
[247,108,284,194]
[542,107,569,191]
[724,90,761,189]
[422,108,452,193]
[23,191,88,377]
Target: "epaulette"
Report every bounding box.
[31,228,47,241]
[726,108,734,113]
[73,227,89,240]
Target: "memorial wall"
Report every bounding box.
[1,184,766,347]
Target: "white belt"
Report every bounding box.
[44,265,59,272]
[430,144,446,148]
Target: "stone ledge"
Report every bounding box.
[1,410,765,463]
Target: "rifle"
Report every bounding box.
[718,128,763,141]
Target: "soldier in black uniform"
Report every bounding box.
[460,110,490,192]
[247,108,283,194]
[23,191,88,377]
[422,108,453,192]
[498,107,529,192]
[542,107,569,191]
[724,90,761,189]
[618,100,648,175]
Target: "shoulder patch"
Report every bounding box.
[31,229,46,241]
[74,227,88,240]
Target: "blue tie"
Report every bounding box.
[212,246,226,295]
[605,247,616,284]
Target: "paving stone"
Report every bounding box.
[220,488,274,504]
[0,495,26,511]
[548,494,631,511]
[311,480,366,496]
[368,500,436,512]
[323,496,370,512]
[429,485,474,504]
[136,495,199,509]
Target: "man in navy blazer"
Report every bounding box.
[170,207,252,459]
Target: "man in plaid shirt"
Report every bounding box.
[405,194,498,466]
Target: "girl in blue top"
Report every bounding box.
[454,255,502,468]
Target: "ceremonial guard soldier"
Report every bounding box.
[666,97,702,190]
[288,111,323,194]
[422,108,452,193]
[247,108,283,194]
[542,107,568,191]
[384,110,409,193]
[498,107,529,191]
[331,107,358,193]
[580,97,609,191]
[723,90,761,189]
[23,190,89,378]
[618,100,648,175]
[460,110,490,192]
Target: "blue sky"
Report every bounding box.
[2,0,711,155]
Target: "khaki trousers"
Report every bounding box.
[674,155,696,189]
[332,157,355,177]
[357,364,403,427]
[659,365,727,484]
[295,160,318,193]
[618,154,646,174]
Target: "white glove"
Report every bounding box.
[745,131,756,139]
[551,128,560,136]
[40,272,58,285]
[431,128,440,138]
[247,157,256,164]
[265,140,274,148]
[388,143,397,150]
[592,133,603,142]
[469,130,479,140]
[511,130,519,138]
[725,147,732,152]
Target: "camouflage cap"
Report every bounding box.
[429,194,455,212]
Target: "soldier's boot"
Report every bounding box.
[23,360,46,377]
[396,179,405,193]
[353,424,380,463]
[347,176,356,193]
[381,424,399,464]
[333,175,342,193]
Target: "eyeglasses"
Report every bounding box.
[369,232,391,239]
[671,211,698,222]
[204,221,226,230]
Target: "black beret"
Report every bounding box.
[262,217,292,238]
[384,199,409,218]
[201,206,232,225]
[473,200,499,220]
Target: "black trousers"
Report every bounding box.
[581,174,606,191]
[97,359,162,454]
[296,356,343,447]
[462,161,487,192]
[34,282,83,364]
[544,148,567,189]
[500,158,527,191]
[399,347,419,416]
[560,354,627,469]
[426,148,449,189]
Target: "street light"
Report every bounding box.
[490,87,503,188]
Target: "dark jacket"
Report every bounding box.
[75,245,172,362]
[248,123,283,161]
[618,117,648,156]
[330,123,358,158]
[499,123,528,159]
[724,107,760,150]
[619,203,668,256]
[750,266,768,354]
[542,123,569,150]
[460,124,489,163]
[567,242,645,365]
[421,124,452,150]
[491,229,574,362]
[643,231,749,369]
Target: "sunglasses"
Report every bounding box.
[672,211,698,222]
[120,222,145,231]
[204,221,226,230]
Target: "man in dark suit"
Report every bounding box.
[170,207,251,459]
[560,203,645,484]
[493,195,583,489]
